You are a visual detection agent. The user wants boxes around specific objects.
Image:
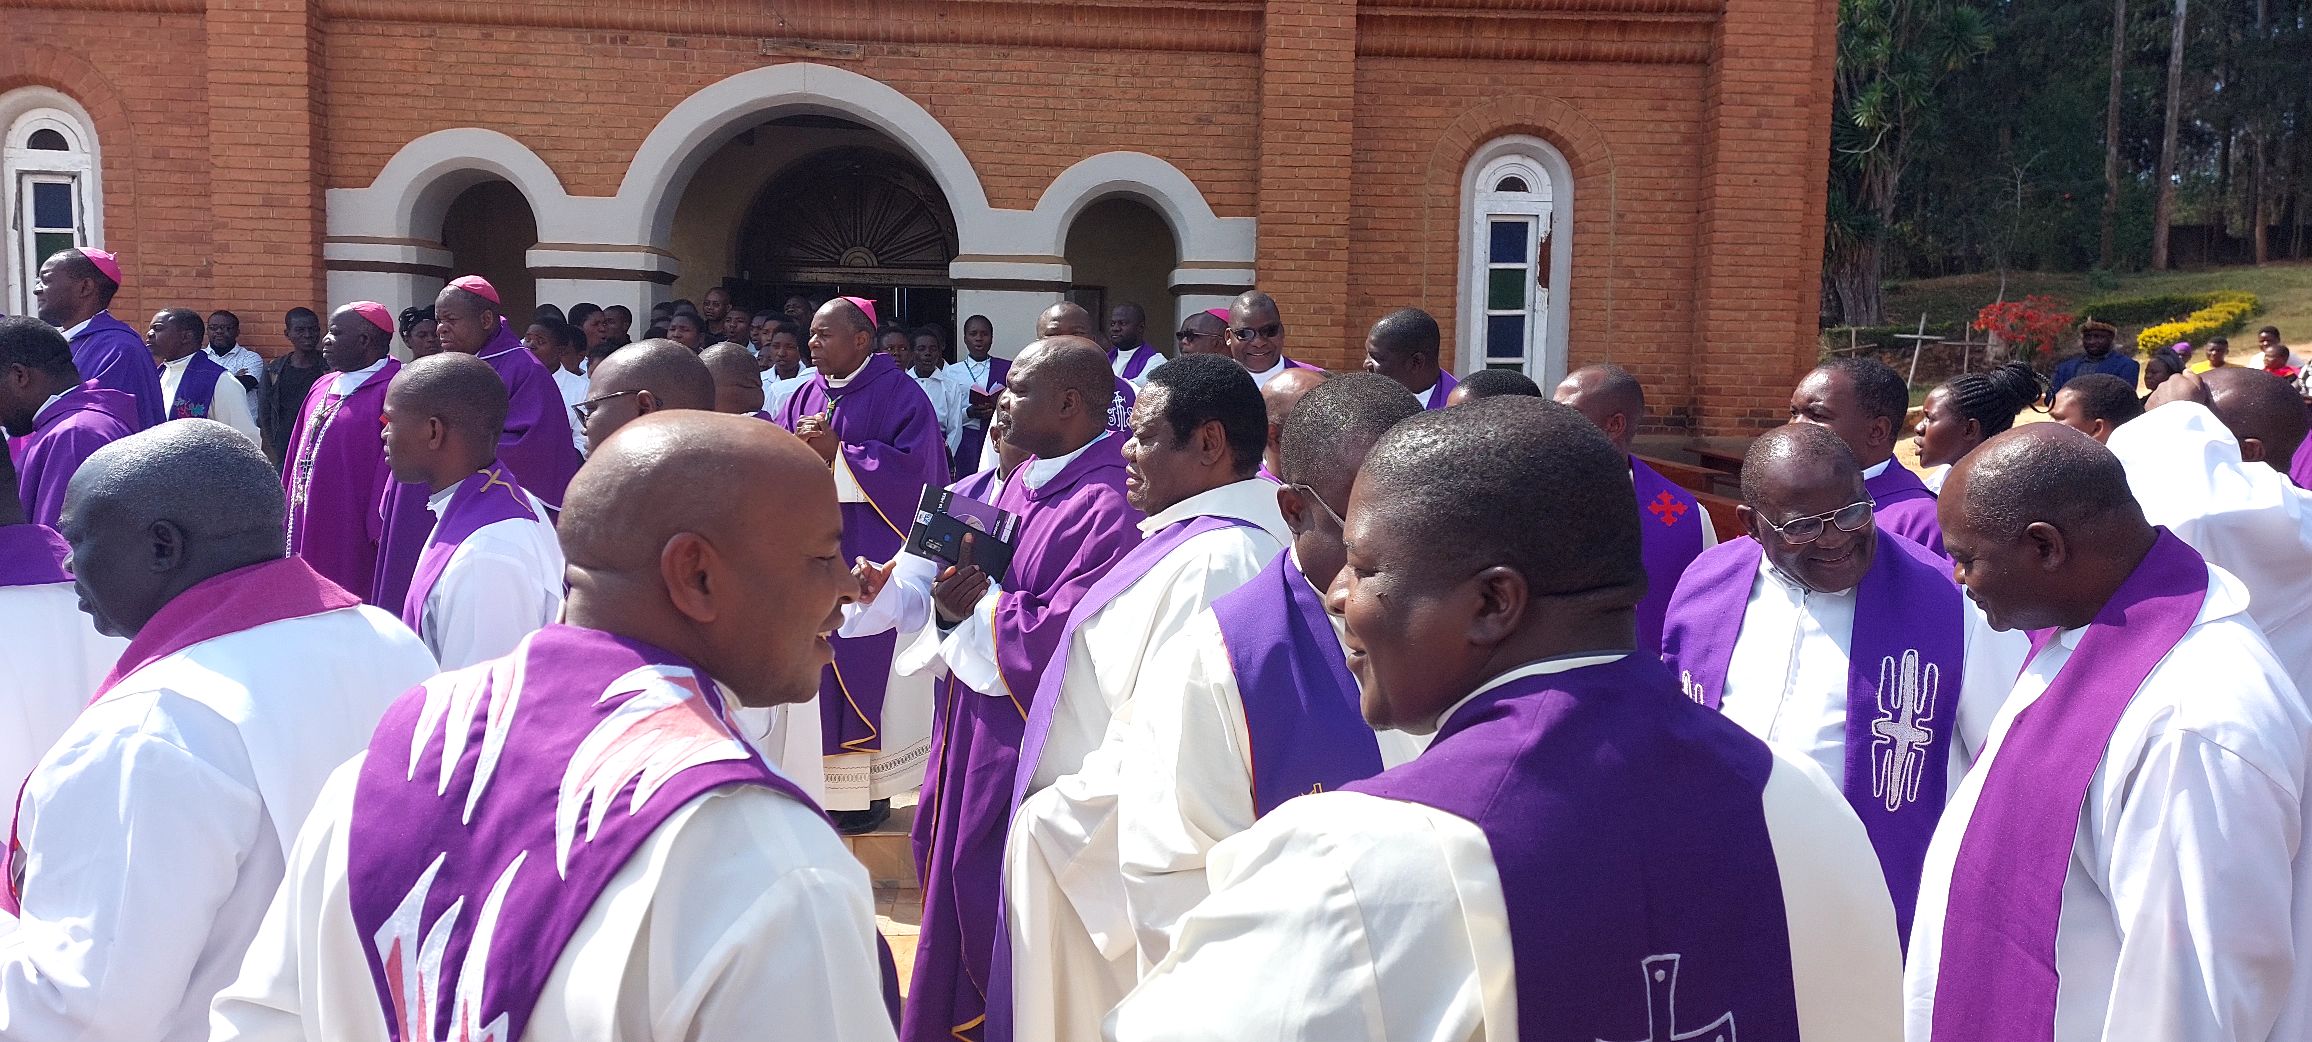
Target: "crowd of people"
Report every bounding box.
[3,240,2312,1042]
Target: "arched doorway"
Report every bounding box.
[1063,196,1179,339]
[738,142,957,335]
[441,178,538,321]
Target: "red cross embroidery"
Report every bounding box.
[1647,491,1688,527]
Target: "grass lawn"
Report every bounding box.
[1880,260,2312,349]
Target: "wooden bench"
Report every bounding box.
[1694,490,1742,539]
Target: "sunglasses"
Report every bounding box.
[1229,323,1284,343]
[572,387,643,425]
[1759,499,1875,544]
[1176,329,1223,342]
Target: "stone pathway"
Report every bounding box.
[846,805,923,992]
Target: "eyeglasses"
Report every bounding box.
[1759,500,1875,544]
[1229,323,1284,343]
[1286,482,1346,529]
[1176,329,1223,343]
[572,387,642,425]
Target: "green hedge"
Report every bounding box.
[2071,292,2241,326]
[2135,292,2263,354]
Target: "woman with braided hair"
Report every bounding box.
[1913,360,2044,493]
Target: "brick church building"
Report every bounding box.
[3,0,1833,435]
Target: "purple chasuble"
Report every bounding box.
[0,525,71,586]
[1865,461,1945,557]
[282,360,400,600]
[1629,457,1708,655]
[2291,436,2312,492]
[400,463,540,630]
[1421,369,1459,409]
[778,352,949,754]
[168,351,229,420]
[1659,531,1962,940]
[1929,531,2207,1042]
[1113,344,1164,382]
[12,382,135,530]
[1210,550,1384,815]
[1106,375,1137,434]
[66,311,165,430]
[902,440,1141,1042]
[348,625,823,1042]
[1348,655,1802,1042]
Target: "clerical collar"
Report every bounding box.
[161,353,197,373]
[61,315,95,339]
[1756,547,1859,599]
[1861,457,1893,480]
[426,479,465,515]
[1249,357,1288,384]
[824,356,870,388]
[1138,476,1273,537]
[1425,652,1632,735]
[328,357,390,395]
[1024,431,1107,490]
[31,389,69,425]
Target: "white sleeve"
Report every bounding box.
[1007,732,1138,1042]
[210,760,361,1042]
[841,552,936,640]
[1115,617,1258,972]
[2098,730,2302,1042]
[427,545,563,672]
[1698,499,1719,548]
[211,377,262,445]
[1951,602,2029,787]
[1107,792,1501,1042]
[934,584,1006,692]
[0,723,265,1041]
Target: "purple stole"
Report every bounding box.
[2291,435,2312,492]
[283,360,400,600]
[1210,551,1383,815]
[778,352,949,754]
[67,311,165,430]
[1659,531,1961,939]
[13,381,136,530]
[399,464,540,631]
[1348,655,1802,1042]
[348,625,821,1042]
[168,352,229,420]
[0,525,70,587]
[1929,531,2207,1042]
[1865,461,1945,557]
[1106,375,1137,434]
[902,444,1141,1042]
[1421,370,1458,409]
[1112,344,1163,382]
[1629,457,1707,655]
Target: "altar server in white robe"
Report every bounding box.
[1113,373,1430,974]
[1112,397,1901,1042]
[0,421,435,1042]
[0,450,125,886]
[381,353,564,670]
[1003,354,1291,1042]
[2105,367,2312,694]
[1907,424,2312,1042]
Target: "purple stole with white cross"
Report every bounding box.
[1930,531,2207,1042]
[1659,530,1962,941]
[1210,550,1383,816]
[169,351,228,420]
[1348,654,1802,1042]
[399,463,540,631]
[1629,457,1707,655]
[348,625,826,1042]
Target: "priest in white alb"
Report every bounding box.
[1112,372,1430,975]
[381,353,564,670]
[1907,424,2312,1042]
[0,421,435,1041]
[210,412,896,1042]
[1000,353,1291,1041]
[1111,397,1902,1042]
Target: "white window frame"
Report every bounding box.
[1457,136,1572,385]
[2,92,102,317]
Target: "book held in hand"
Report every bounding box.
[907,486,1022,584]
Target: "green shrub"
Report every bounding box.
[2130,292,2263,354]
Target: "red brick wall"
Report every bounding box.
[1255,0,1358,356]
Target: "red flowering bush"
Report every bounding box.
[1972,296,2075,359]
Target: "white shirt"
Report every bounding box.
[910,369,972,454]
[1906,565,2312,1042]
[550,367,589,454]
[1922,463,1951,494]
[325,358,387,397]
[2107,401,2312,696]
[159,352,261,443]
[207,345,267,417]
[1114,559,1428,972]
[1246,357,1290,390]
[415,481,566,671]
[1112,346,1168,387]
[1718,554,2027,792]
[0,604,435,1042]
[1110,655,1905,1042]
[762,366,818,420]
[209,756,896,1042]
[1004,478,1291,1042]
[0,580,126,895]
[942,358,1003,393]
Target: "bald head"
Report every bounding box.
[2202,367,2310,471]
[1951,424,2144,544]
[1017,335,1114,403]
[1281,372,1421,493]
[560,412,854,706]
[1448,368,1543,406]
[390,352,509,443]
[1262,366,1332,476]
[1739,423,1861,506]
[1037,302,1097,341]
[1943,424,2154,631]
[582,339,715,452]
[1000,335,1112,459]
[699,342,768,416]
[1553,364,1646,455]
[60,420,287,637]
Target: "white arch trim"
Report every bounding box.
[1027,151,1254,268]
[608,63,994,249]
[327,127,575,244]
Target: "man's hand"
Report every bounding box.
[2146,369,2212,412]
[933,534,990,624]
[799,428,840,465]
[853,557,896,605]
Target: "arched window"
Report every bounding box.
[1459,136,1572,384]
[2,93,101,316]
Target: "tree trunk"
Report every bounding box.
[2150,0,2188,270]
[2252,0,2270,263]
[1828,236,1886,327]
[2103,0,2129,268]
